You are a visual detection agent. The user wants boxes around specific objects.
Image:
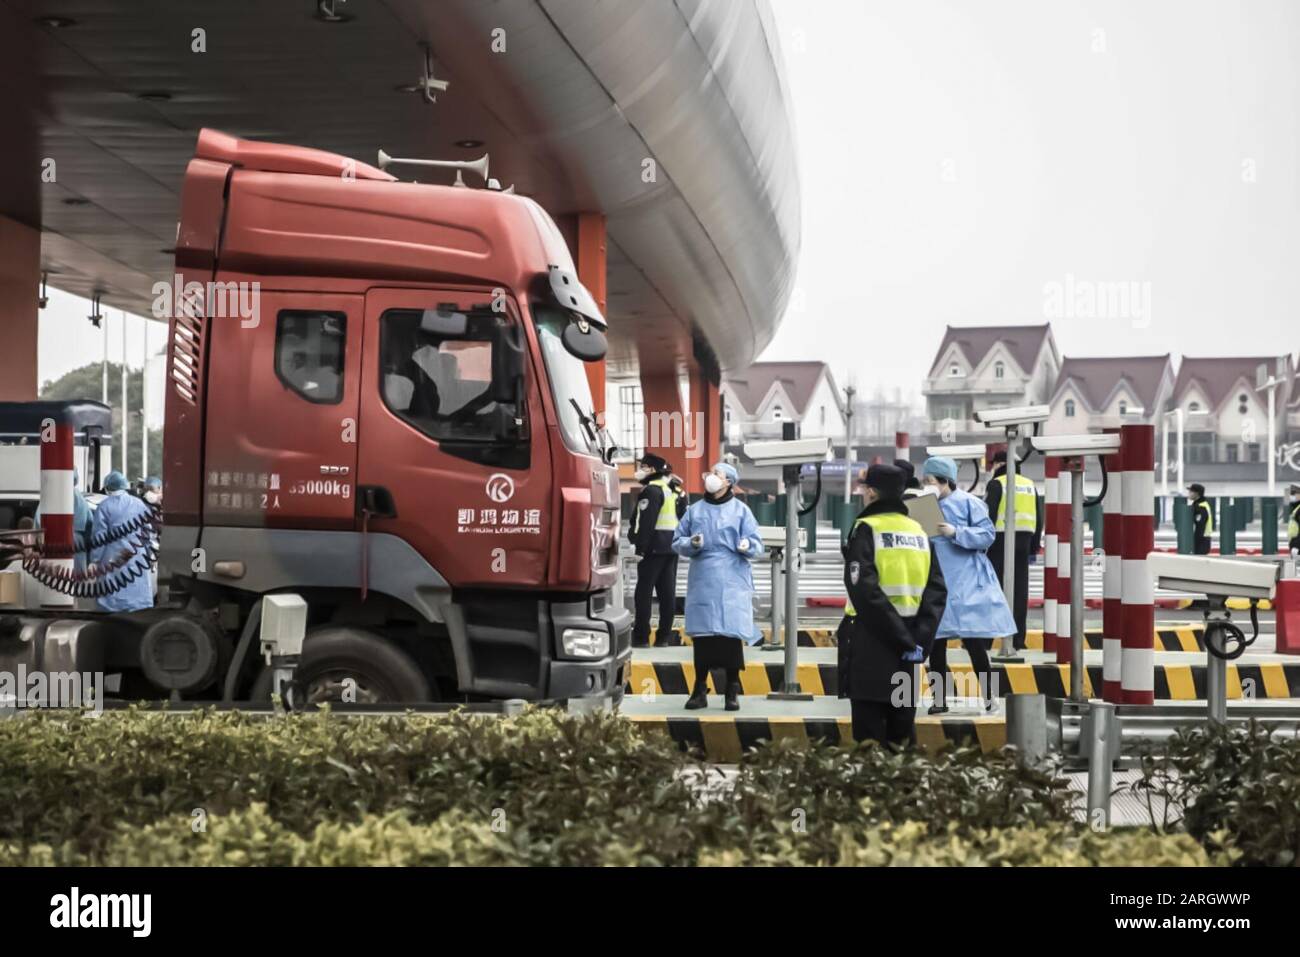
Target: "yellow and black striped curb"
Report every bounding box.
[654,625,1206,651]
[1025,627,1206,652]
[655,627,837,648]
[628,714,1005,761]
[626,659,1300,701]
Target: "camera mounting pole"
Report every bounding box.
[744,429,831,702]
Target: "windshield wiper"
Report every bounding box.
[569,398,616,464]
[569,398,599,445]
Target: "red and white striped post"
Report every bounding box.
[894,431,910,466]
[1055,460,1074,663]
[1121,423,1156,705]
[1042,457,1060,658]
[1102,426,1125,702]
[39,414,75,607]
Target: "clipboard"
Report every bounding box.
[903,489,945,538]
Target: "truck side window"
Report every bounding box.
[380,307,512,443]
[275,311,346,404]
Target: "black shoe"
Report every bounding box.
[724,684,740,711]
[685,686,708,709]
[927,704,949,715]
[656,633,681,647]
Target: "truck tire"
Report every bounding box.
[250,627,432,705]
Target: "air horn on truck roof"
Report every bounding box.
[377,149,491,187]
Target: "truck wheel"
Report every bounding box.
[250,627,432,704]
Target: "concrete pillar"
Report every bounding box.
[1120,424,1156,705]
[575,213,607,418]
[0,215,40,401]
[1102,426,1124,702]
[688,359,721,482]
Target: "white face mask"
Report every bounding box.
[634,468,650,481]
[144,490,161,505]
[704,473,726,494]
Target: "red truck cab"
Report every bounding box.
[159,129,629,705]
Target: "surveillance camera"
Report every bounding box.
[973,404,1051,427]
[1147,553,1279,601]
[1029,433,1122,457]
[926,443,987,458]
[743,436,832,467]
[757,525,806,549]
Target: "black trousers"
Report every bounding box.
[1193,537,1212,555]
[633,553,678,645]
[988,532,1031,649]
[927,638,993,707]
[850,699,915,747]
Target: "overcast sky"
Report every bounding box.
[38,0,1300,411]
[760,0,1300,399]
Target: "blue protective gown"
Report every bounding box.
[87,490,155,612]
[932,488,1017,640]
[672,495,765,642]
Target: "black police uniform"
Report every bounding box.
[629,470,686,647]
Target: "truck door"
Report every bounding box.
[202,291,362,529]
[356,288,550,589]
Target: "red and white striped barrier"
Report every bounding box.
[39,415,75,607]
[1120,423,1155,705]
[1102,427,1124,702]
[894,431,909,466]
[1042,457,1060,657]
[1055,459,1073,663]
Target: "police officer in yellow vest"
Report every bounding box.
[629,453,688,647]
[838,464,947,747]
[1188,483,1214,555]
[984,450,1043,650]
[1288,484,1300,556]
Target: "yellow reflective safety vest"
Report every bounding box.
[649,477,681,530]
[1196,499,1215,536]
[993,473,1037,533]
[844,513,931,619]
[1289,502,1299,541]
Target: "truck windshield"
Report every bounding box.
[533,307,599,456]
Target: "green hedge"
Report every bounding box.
[1128,721,1300,867]
[0,707,1253,866]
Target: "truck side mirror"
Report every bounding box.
[561,317,606,362]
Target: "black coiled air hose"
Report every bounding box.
[1205,601,1260,662]
[21,503,162,600]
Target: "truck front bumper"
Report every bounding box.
[546,593,632,703]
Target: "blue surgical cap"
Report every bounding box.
[145,476,162,489]
[103,470,128,492]
[922,456,959,484]
[713,461,739,485]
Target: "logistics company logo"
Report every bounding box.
[486,472,515,503]
[50,887,151,937]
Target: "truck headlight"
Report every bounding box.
[561,627,609,658]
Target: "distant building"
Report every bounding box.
[1169,356,1294,465]
[923,324,1061,440]
[1046,355,1175,432]
[721,361,846,444]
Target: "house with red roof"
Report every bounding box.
[1046,355,1175,433]
[922,324,1061,440]
[1170,356,1294,465]
[721,361,845,444]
